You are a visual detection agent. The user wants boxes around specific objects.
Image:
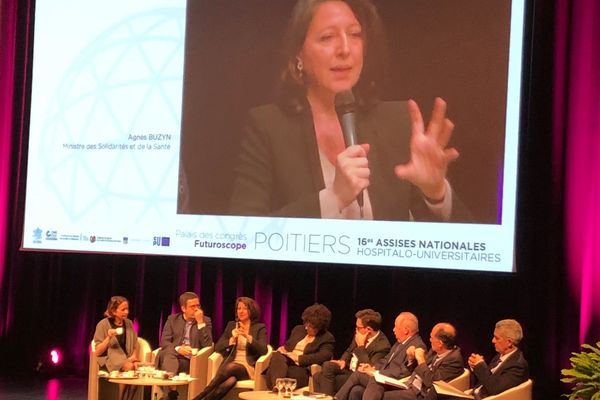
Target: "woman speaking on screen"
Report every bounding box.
[230,0,470,222]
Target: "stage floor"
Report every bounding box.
[0,376,87,400]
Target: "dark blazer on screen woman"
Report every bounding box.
[215,320,268,367]
[230,100,471,222]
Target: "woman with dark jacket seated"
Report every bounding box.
[266,303,335,389]
[194,297,268,400]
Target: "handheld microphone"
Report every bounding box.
[334,90,364,216]
[234,318,240,344]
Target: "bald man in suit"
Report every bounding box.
[362,322,464,400]
[334,312,426,400]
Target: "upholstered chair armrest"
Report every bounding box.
[188,345,214,399]
[484,379,533,400]
[253,345,273,390]
[207,350,225,382]
[447,368,470,392]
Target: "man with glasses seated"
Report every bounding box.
[335,312,426,400]
[314,309,391,395]
[155,292,213,399]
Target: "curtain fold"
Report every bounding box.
[0,0,19,337]
[554,0,600,344]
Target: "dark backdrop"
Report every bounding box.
[0,0,582,399]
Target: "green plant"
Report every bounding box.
[562,341,600,400]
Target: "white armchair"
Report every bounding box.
[87,337,152,400]
[150,345,214,400]
[484,379,533,400]
[206,345,273,400]
[447,368,470,392]
[307,364,322,391]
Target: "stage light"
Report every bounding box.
[49,348,62,365]
[34,347,65,377]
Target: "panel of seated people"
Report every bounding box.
[90,293,530,400]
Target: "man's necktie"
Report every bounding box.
[383,343,399,367]
[489,356,502,373]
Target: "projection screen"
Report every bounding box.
[22,0,527,272]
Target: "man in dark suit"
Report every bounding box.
[313,309,391,395]
[335,312,426,400]
[465,319,529,399]
[155,292,213,375]
[362,322,464,400]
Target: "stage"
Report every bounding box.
[0,376,87,400]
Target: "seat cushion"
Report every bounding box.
[236,380,255,389]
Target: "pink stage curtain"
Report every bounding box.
[554,0,600,344]
[0,0,23,336]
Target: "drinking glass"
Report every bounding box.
[275,378,285,397]
[289,378,297,395]
[283,378,292,398]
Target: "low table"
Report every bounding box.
[239,391,332,400]
[109,377,194,399]
[109,377,193,387]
